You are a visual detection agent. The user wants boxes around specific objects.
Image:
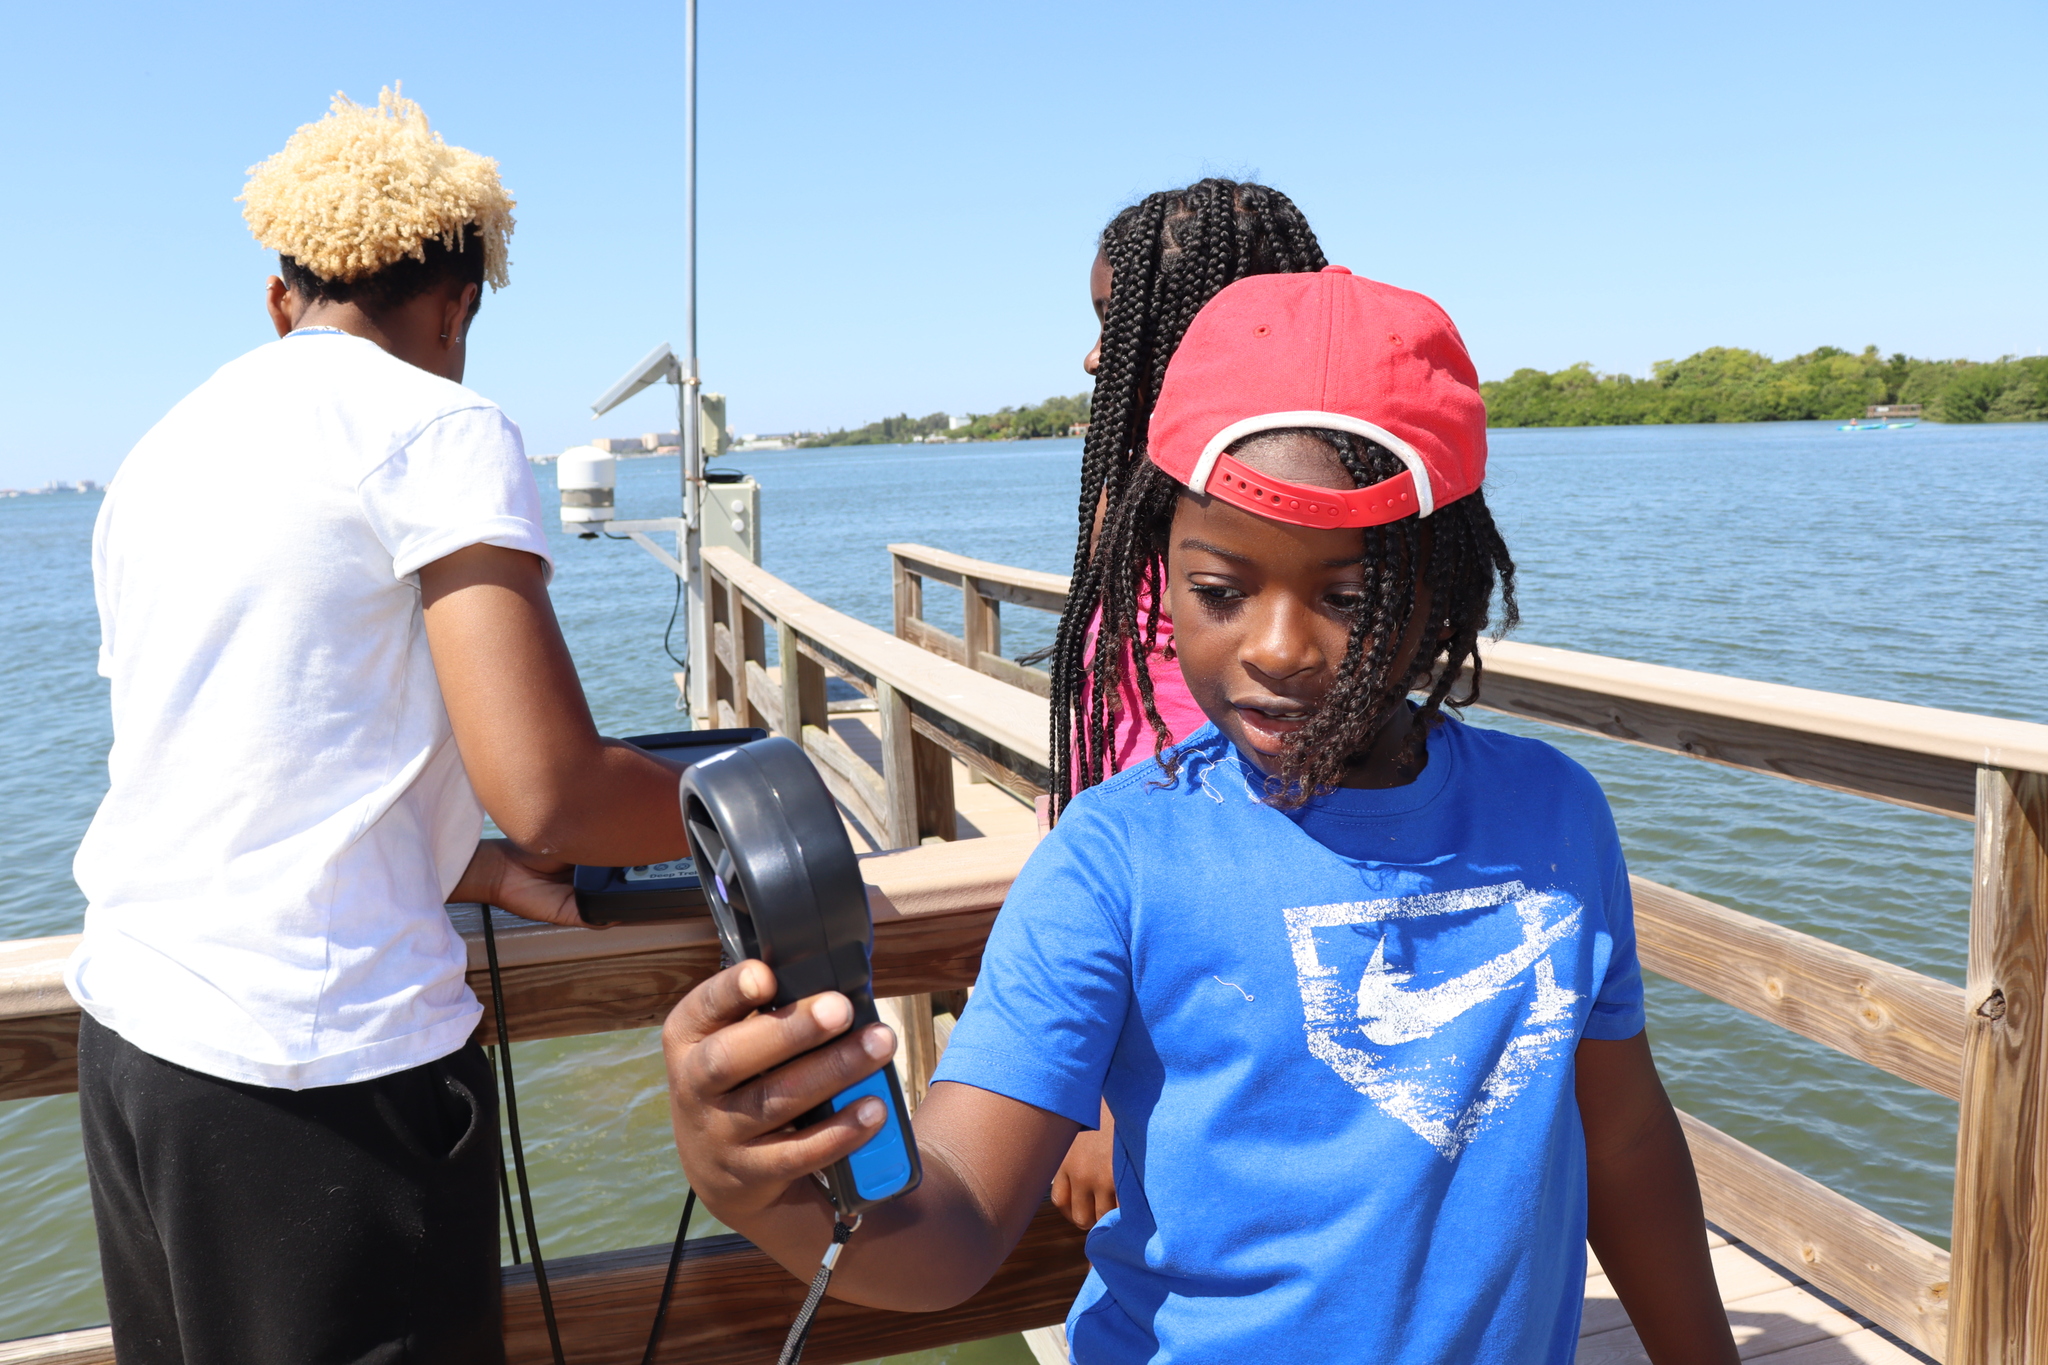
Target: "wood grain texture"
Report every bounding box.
[706,548,1048,765]
[2,838,1033,1098]
[912,730,959,843]
[803,723,890,843]
[502,1201,1089,1365]
[745,659,783,734]
[1679,1110,1951,1358]
[0,1206,1087,1365]
[902,615,969,667]
[878,681,922,850]
[886,544,1071,616]
[0,1011,79,1102]
[1472,666,1978,818]
[1633,876,1966,1100]
[0,1327,113,1364]
[1951,768,2048,1365]
[976,650,1053,700]
[909,713,1045,805]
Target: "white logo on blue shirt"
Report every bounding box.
[1284,881,1583,1160]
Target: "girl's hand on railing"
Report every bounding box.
[450,837,588,927]
[662,960,897,1225]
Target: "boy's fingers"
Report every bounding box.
[686,990,866,1097]
[725,1023,895,1133]
[665,961,778,1048]
[731,1094,890,1187]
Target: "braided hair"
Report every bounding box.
[1081,429,1518,808]
[1049,179,1327,806]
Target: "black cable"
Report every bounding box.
[777,1218,858,1365]
[482,907,568,1365]
[485,1045,523,1264]
[638,1188,698,1365]
[662,567,688,672]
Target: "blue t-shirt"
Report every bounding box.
[931,716,1645,1364]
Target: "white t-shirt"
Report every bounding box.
[67,329,553,1089]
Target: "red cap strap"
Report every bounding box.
[1205,451,1420,529]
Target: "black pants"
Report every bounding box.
[78,1013,505,1365]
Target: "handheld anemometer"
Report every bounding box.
[678,736,922,1216]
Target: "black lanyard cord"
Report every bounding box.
[639,1187,698,1365]
[482,905,568,1365]
[777,1216,860,1365]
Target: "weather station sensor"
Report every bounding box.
[556,445,616,537]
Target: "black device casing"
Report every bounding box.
[570,728,766,925]
[678,736,922,1217]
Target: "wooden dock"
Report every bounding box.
[2,540,2045,1363]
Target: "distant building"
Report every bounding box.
[643,431,681,449]
[1068,422,1091,438]
[593,436,648,454]
[75,479,101,493]
[948,414,971,430]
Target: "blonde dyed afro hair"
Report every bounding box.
[241,85,514,289]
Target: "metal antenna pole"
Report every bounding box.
[679,0,708,724]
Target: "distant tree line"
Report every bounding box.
[1484,347,2048,427]
[800,393,1091,448]
[947,393,1090,441]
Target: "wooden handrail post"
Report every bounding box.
[893,558,923,641]
[963,580,1000,675]
[1952,767,2048,1363]
[876,680,921,850]
[704,565,732,726]
[778,621,824,741]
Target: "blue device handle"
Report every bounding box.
[826,1068,918,1205]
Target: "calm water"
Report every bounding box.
[1,420,2043,1347]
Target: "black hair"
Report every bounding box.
[279,224,487,318]
[1078,428,1517,808]
[1048,178,1328,808]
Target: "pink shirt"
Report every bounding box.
[1086,601,1211,774]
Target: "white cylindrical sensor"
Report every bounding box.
[558,446,617,528]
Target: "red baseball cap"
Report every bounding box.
[1146,266,1487,528]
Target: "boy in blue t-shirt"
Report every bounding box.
[663,269,1739,1364]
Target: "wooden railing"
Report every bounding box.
[0,836,1067,1365]
[882,543,2048,1362]
[6,543,2046,1362]
[888,543,1067,699]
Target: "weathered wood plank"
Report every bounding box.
[978,650,1053,700]
[744,659,782,734]
[0,1203,1089,1365]
[877,681,923,850]
[706,549,1048,767]
[504,1202,1086,1365]
[803,723,890,841]
[909,713,1046,805]
[1679,1110,1950,1358]
[780,622,826,739]
[903,615,968,667]
[1471,639,2048,817]
[712,618,735,678]
[1633,876,1966,1100]
[0,1327,112,1364]
[893,559,925,638]
[1951,768,2048,1364]
[0,838,1035,1099]
[887,544,1071,616]
[913,729,959,843]
[0,1012,77,1102]
[714,698,739,731]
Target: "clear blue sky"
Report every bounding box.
[1,0,2041,486]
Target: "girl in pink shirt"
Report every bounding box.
[1045,178,1329,1228]
[1053,179,1329,796]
